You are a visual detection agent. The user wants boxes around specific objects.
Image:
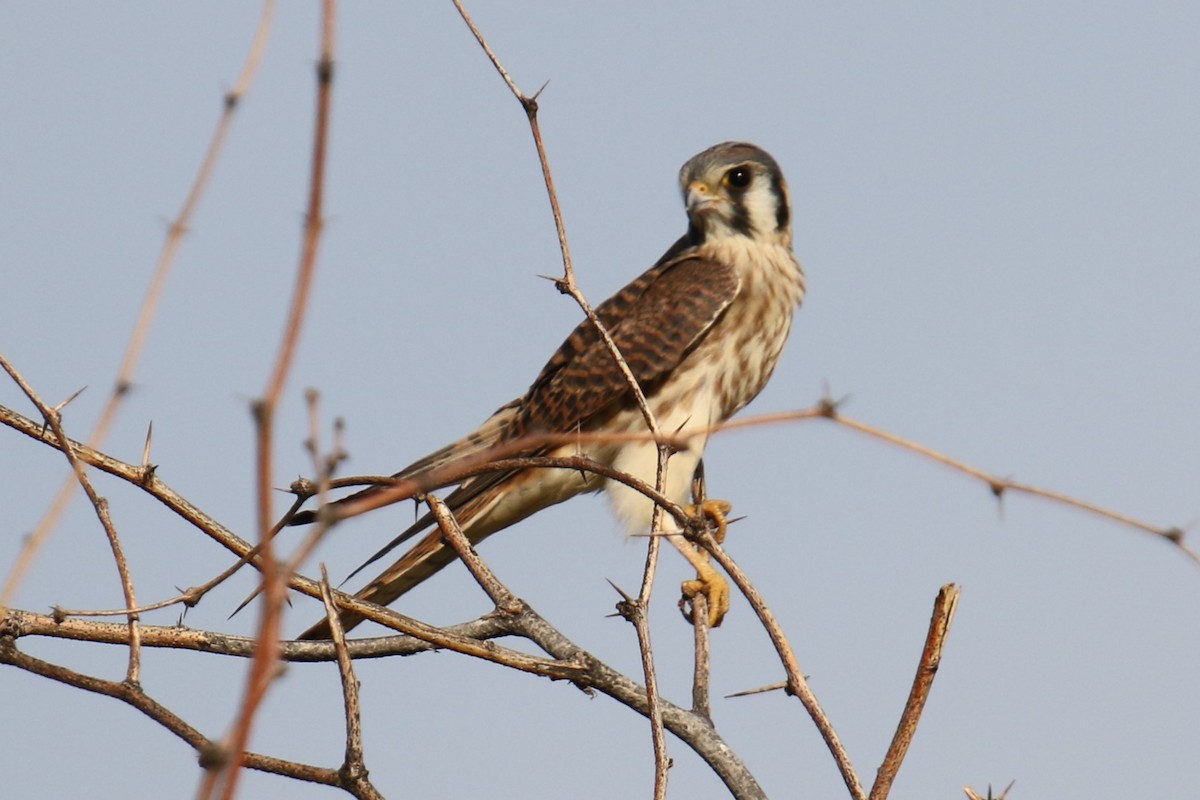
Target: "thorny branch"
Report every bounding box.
[0,354,143,683]
[317,567,381,799]
[200,4,334,799]
[450,1,675,793]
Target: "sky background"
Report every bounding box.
[2,2,1198,798]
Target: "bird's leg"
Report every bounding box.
[677,498,732,627]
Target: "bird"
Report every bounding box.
[295,141,805,640]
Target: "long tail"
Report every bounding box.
[297,465,517,640]
[298,525,472,640]
[296,458,594,639]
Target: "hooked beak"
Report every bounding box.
[685,179,722,215]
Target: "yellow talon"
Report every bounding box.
[679,498,734,626]
[681,561,731,627]
[686,498,732,543]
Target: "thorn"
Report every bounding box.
[229,585,261,620]
[725,681,789,698]
[605,578,637,622]
[141,421,153,470]
[54,385,88,414]
[536,272,573,294]
[249,398,268,424]
[531,79,550,101]
[817,392,848,418]
[605,578,634,602]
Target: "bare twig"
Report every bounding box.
[871,583,961,800]
[279,391,347,584]
[297,397,1188,566]
[427,495,520,613]
[687,466,713,720]
[449,5,677,792]
[3,608,513,660]
[4,601,767,799]
[318,567,381,800]
[629,540,671,800]
[696,528,867,800]
[823,404,1194,564]
[6,393,1185,597]
[0,355,143,683]
[0,639,345,790]
[203,5,335,799]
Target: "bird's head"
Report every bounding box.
[678,142,792,248]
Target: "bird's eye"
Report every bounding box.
[725,166,752,189]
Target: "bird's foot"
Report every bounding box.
[686,498,732,543]
[679,499,733,627]
[680,561,730,628]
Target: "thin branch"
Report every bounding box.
[824,405,1195,564]
[427,494,521,613]
[501,602,765,799]
[0,639,345,789]
[0,403,604,674]
[4,600,767,799]
[204,5,334,799]
[5,395,1185,587]
[448,8,678,792]
[318,567,381,800]
[697,528,867,800]
[273,390,347,597]
[300,397,1186,563]
[612,523,672,800]
[634,447,672,800]
[870,583,961,800]
[687,467,714,721]
[4,608,514,660]
[0,355,143,683]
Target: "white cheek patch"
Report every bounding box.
[741,181,782,239]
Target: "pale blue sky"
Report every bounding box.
[2,3,1198,798]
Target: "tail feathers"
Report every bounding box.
[295,470,522,640]
[297,527,461,640]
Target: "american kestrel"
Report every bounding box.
[297,142,805,639]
